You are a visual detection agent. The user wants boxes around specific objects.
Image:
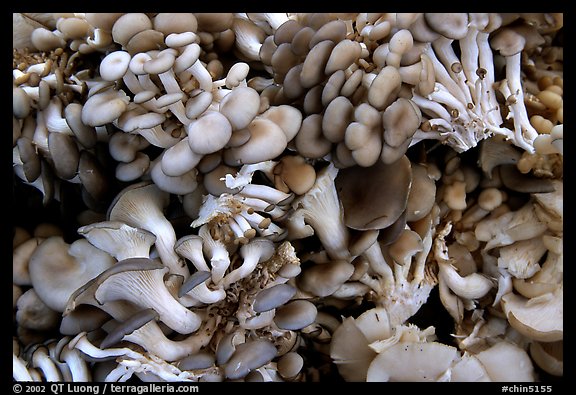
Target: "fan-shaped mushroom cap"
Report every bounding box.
[335,155,412,230]
[501,289,563,342]
[28,236,115,312]
[219,87,261,131]
[107,182,189,278]
[224,118,287,165]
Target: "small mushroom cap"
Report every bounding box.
[298,260,355,298]
[48,132,80,180]
[253,283,297,313]
[335,155,412,230]
[277,352,304,379]
[78,150,109,202]
[81,89,130,127]
[178,270,211,297]
[64,103,97,149]
[274,299,318,330]
[224,339,277,380]
[501,291,563,342]
[100,308,159,349]
[259,105,303,142]
[274,155,316,195]
[309,19,347,48]
[16,288,60,331]
[78,221,156,261]
[99,51,131,81]
[405,163,436,222]
[322,96,354,143]
[219,87,261,131]
[59,305,111,335]
[186,111,232,155]
[382,98,421,148]
[295,114,332,159]
[300,40,335,88]
[16,137,41,183]
[178,351,216,371]
[224,118,288,165]
[195,13,234,32]
[424,13,469,40]
[499,164,555,194]
[13,87,31,119]
[530,341,563,377]
[111,13,152,47]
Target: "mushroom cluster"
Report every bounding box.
[13,12,563,382]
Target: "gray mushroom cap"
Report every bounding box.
[335,155,412,230]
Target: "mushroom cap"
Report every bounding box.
[48,132,80,180]
[64,103,97,149]
[224,118,288,165]
[335,155,412,230]
[154,13,197,35]
[99,51,131,81]
[325,39,362,75]
[259,105,303,142]
[382,98,421,148]
[368,66,402,110]
[297,260,355,297]
[186,111,232,155]
[490,27,527,56]
[273,155,316,195]
[28,236,115,312]
[78,221,156,261]
[274,299,318,330]
[424,13,469,40]
[16,288,60,331]
[218,87,261,131]
[475,341,535,381]
[81,89,130,127]
[330,316,377,382]
[224,339,277,380]
[367,341,459,381]
[111,13,152,47]
[501,291,563,342]
[405,163,436,222]
[300,40,335,88]
[253,283,297,313]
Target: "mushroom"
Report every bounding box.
[28,236,115,312]
[224,118,288,165]
[16,288,60,331]
[78,221,156,261]
[290,163,350,260]
[335,155,412,231]
[107,182,190,278]
[86,258,202,334]
[501,288,563,342]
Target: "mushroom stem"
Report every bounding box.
[291,164,351,260]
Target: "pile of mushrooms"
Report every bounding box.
[13,12,563,382]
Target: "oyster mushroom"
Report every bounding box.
[107,182,190,278]
[335,155,412,231]
[28,236,115,312]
